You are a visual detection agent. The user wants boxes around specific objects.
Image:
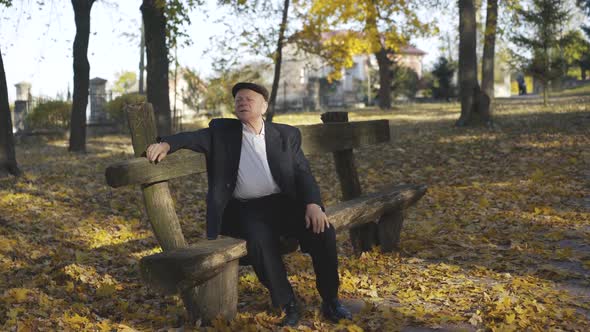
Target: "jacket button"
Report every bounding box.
[226,183,230,188]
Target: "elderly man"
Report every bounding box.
[146,82,351,326]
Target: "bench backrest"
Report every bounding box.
[106,105,389,188]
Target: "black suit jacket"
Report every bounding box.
[160,118,324,239]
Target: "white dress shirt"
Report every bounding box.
[233,122,281,200]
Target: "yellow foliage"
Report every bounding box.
[4,288,31,303]
[62,312,90,329]
[300,0,435,81]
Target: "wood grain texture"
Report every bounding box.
[125,103,187,250]
[192,260,239,324]
[377,209,404,252]
[321,111,375,254]
[326,184,427,232]
[139,237,247,294]
[299,119,390,154]
[105,150,206,188]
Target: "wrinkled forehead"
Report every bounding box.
[235,89,264,100]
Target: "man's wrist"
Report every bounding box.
[159,142,171,152]
[306,203,325,212]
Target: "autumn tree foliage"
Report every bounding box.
[298,0,434,110]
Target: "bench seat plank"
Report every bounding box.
[327,184,427,231]
[140,237,246,294]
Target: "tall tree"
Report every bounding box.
[140,0,202,135]
[266,0,290,122]
[69,0,95,153]
[299,0,434,110]
[141,0,172,136]
[479,0,498,125]
[0,8,21,177]
[456,0,483,126]
[511,0,571,105]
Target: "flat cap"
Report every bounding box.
[232,82,269,101]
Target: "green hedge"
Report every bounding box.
[26,100,71,130]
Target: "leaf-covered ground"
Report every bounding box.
[1,94,589,331]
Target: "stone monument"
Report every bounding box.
[89,77,108,123]
[13,82,32,132]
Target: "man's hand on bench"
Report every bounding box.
[305,203,330,234]
[146,142,171,163]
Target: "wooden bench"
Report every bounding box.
[104,103,427,325]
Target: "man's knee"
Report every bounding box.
[246,228,279,255]
[301,225,336,252]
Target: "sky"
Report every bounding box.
[0,0,452,103]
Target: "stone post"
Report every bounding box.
[89,77,108,123]
[13,82,32,132]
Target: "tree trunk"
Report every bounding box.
[139,22,145,95]
[69,0,94,153]
[479,0,497,126]
[456,0,480,126]
[0,48,21,177]
[141,0,171,136]
[265,0,290,122]
[375,47,393,110]
[543,82,548,106]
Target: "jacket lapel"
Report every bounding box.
[264,121,283,188]
[225,121,242,183]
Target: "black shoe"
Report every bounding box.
[321,298,352,323]
[280,298,300,327]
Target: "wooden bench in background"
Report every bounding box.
[105,103,427,325]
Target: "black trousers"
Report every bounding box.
[222,193,339,307]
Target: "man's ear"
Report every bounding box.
[262,101,269,114]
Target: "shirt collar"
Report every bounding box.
[242,120,265,137]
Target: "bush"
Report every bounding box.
[26,100,71,130]
[105,93,146,130]
[391,65,420,100]
[431,56,457,100]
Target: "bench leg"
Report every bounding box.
[349,223,379,255]
[377,209,404,252]
[180,259,239,325]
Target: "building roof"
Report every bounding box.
[399,45,426,56]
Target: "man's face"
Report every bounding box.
[234,89,268,122]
